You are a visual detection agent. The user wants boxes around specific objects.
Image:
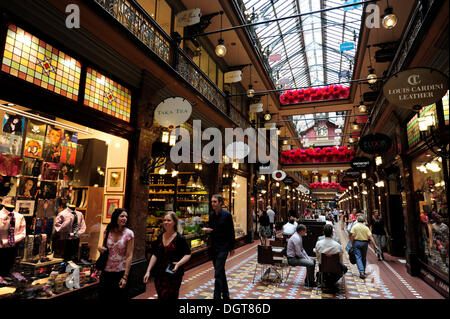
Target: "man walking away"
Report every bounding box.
[349,215,379,279]
[202,194,235,299]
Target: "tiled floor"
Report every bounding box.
[135,221,444,300]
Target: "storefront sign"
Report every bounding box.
[359,133,392,154]
[175,8,201,27]
[344,169,360,178]
[224,70,242,83]
[383,68,449,110]
[296,184,310,194]
[272,170,286,181]
[351,156,371,171]
[154,97,192,129]
[283,177,294,185]
[225,141,249,160]
[249,103,263,113]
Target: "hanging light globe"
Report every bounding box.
[359,101,367,113]
[367,68,377,84]
[215,39,227,57]
[382,7,398,29]
[247,85,255,98]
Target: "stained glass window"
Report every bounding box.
[84,68,132,122]
[1,24,81,101]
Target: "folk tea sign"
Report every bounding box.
[359,133,392,155]
[383,67,448,110]
[154,97,192,129]
[350,156,371,171]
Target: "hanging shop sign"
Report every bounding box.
[340,42,355,51]
[350,156,371,171]
[175,8,201,27]
[344,169,360,178]
[283,177,295,185]
[359,133,392,155]
[154,97,192,129]
[224,70,242,83]
[383,67,449,110]
[225,141,250,160]
[249,103,263,113]
[272,170,286,181]
[296,184,310,194]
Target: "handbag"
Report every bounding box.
[95,229,110,271]
[346,241,356,264]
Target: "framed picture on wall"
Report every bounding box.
[102,194,123,224]
[15,199,35,216]
[105,167,125,193]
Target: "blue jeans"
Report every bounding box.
[353,240,369,275]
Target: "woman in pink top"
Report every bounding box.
[98,208,134,299]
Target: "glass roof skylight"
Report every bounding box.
[242,0,364,90]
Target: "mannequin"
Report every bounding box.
[0,204,26,275]
[54,204,86,261]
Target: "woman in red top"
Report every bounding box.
[143,211,191,299]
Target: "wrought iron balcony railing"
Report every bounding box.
[92,0,251,129]
[94,0,171,64]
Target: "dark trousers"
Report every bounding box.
[269,223,274,236]
[212,250,229,300]
[99,271,127,300]
[318,263,348,287]
[0,247,17,276]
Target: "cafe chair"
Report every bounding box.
[270,239,290,283]
[319,253,342,290]
[253,245,282,285]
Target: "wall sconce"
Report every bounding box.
[353,181,358,187]
[171,170,179,177]
[161,131,169,143]
[232,161,239,170]
[375,181,385,187]
[375,156,383,166]
[169,133,176,146]
[260,175,265,181]
[361,172,367,179]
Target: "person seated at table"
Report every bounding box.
[286,224,316,287]
[282,217,298,236]
[315,224,348,292]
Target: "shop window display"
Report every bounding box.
[413,151,448,276]
[147,165,210,257]
[0,103,129,299]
